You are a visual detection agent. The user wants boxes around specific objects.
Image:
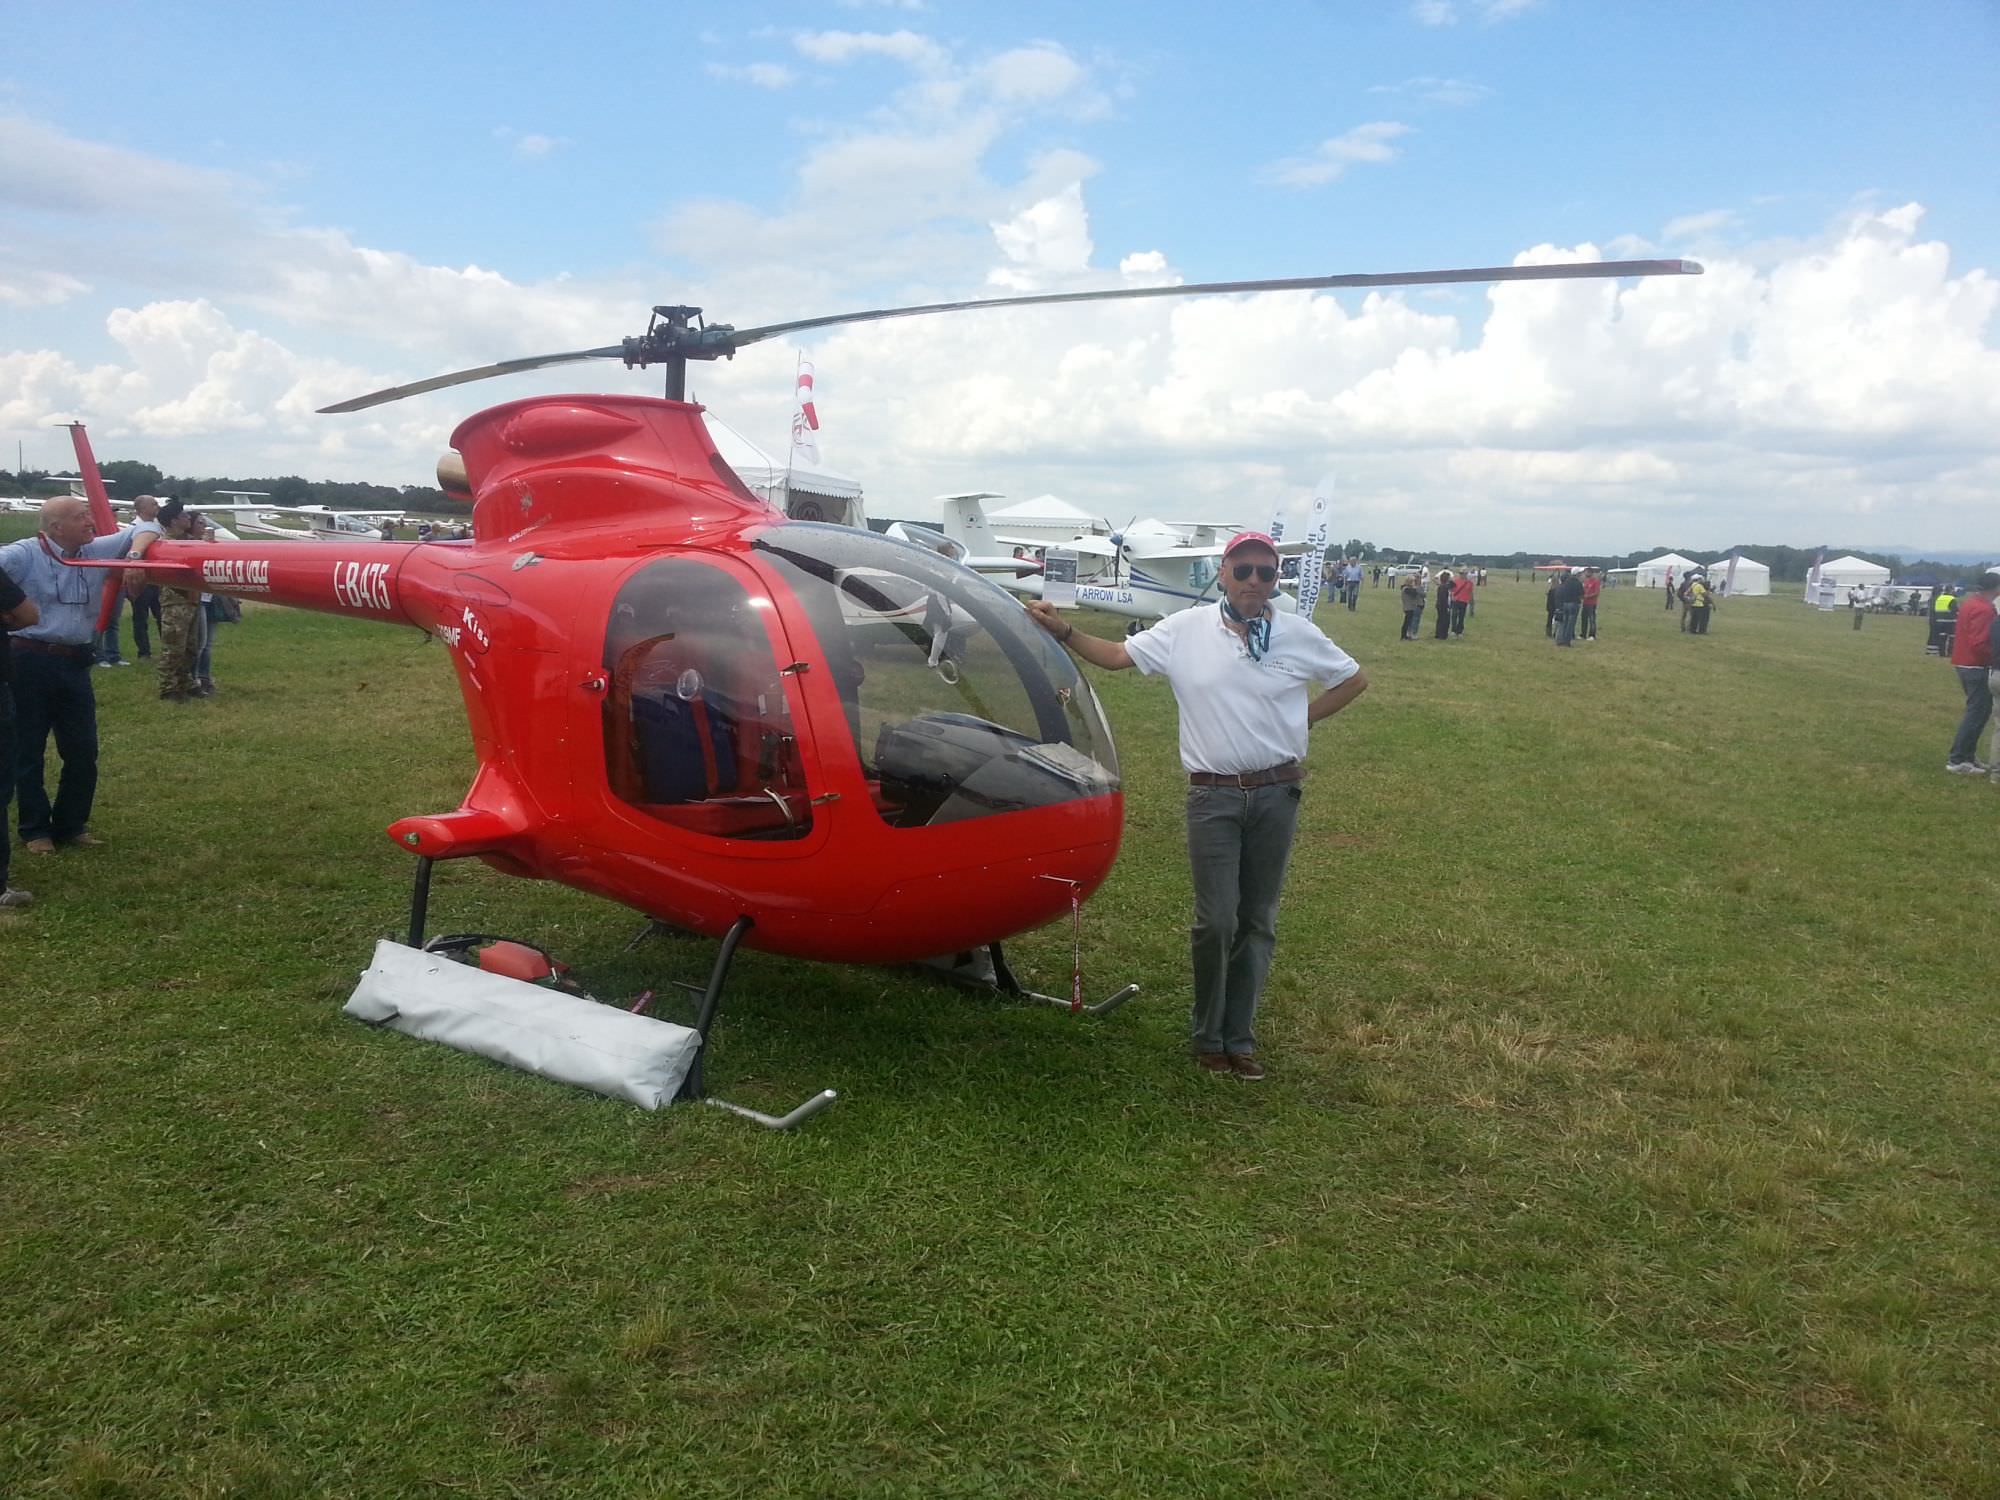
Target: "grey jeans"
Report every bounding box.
[1950,666,1993,766]
[1186,781,1303,1056]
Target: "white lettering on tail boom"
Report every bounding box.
[333,561,393,611]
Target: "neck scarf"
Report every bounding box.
[1221,599,1271,661]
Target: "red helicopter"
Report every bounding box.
[71,257,1699,1108]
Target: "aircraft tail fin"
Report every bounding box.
[62,421,126,631]
[61,423,119,538]
[938,492,1004,553]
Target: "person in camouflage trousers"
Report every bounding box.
[154,501,204,703]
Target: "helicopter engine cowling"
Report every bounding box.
[450,396,782,544]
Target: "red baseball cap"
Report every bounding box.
[1222,530,1279,560]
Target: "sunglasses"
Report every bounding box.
[1231,563,1278,583]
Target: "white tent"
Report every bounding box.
[1818,555,1892,589]
[991,495,1104,526]
[987,495,1107,545]
[1712,556,1771,596]
[707,417,867,529]
[1631,553,1703,589]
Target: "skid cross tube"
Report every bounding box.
[671,918,834,1127]
[988,942,1141,1017]
[676,915,754,1103]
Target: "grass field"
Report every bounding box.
[4,538,1998,1498]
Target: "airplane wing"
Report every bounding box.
[1026,535,1120,558]
[1131,538,1318,560]
[963,554,1043,577]
[261,505,406,521]
[170,503,405,521]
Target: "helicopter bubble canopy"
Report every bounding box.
[752,524,1119,826]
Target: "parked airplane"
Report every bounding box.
[176,500,406,541]
[937,494,1302,627]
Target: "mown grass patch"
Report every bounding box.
[3,565,1996,1497]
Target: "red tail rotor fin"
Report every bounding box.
[61,422,120,538]
[62,421,126,632]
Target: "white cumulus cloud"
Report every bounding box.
[1258,122,1412,189]
[794,29,949,70]
[3,102,1995,557]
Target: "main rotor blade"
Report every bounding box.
[318,345,626,414]
[728,259,1703,350]
[317,257,1700,415]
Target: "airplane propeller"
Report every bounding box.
[1111,513,1140,591]
[319,259,1702,414]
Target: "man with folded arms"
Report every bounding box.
[1028,532,1368,1081]
[0,497,152,855]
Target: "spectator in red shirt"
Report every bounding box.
[1579,569,1602,641]
[1449,570,1474,636]
[1946,572,1999,774]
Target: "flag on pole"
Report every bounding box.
[1723,547,1742,596]
[790,358,820,467]
[1806,546,1825,589]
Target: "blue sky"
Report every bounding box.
[4,0,1996,552]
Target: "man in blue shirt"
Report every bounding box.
[1,567,41,905]
[0,498,147,855]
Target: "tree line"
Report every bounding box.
[2,461,466,516]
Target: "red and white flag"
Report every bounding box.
[790,359,820,467]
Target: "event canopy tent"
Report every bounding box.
[707,416,867,529]
[1818,555,1893,589]
[985,495,1109,546]
[1629,553,1703,589]
[990,495,1106,528]
[1714,556,1771,596]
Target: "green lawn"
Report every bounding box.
[3,554,1996,1498]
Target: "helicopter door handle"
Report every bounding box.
[580,673,607,693]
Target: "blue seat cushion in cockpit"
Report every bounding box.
[634,693,740,803]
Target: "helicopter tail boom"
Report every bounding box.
[103,538,422,626]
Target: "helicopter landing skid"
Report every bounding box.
[923,943,1141,1017]
[400,859,835,1128]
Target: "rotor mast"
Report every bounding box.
[624,305,740,403]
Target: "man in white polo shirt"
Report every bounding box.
[1028,531,1368,1080]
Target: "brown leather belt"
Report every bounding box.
[1190,763,1304,788]
[12,638,94,661]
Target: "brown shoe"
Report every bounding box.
[1195,1052,1232,1075]
[1229,1055,1268,1081]
[61,833,107,849]
[23,837,55,855]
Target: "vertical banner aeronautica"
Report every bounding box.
[1272,483,1333,621]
